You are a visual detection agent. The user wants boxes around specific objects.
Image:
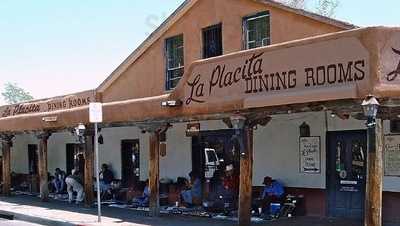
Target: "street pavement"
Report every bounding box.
[0,195,397,226]
[0,219,42,226]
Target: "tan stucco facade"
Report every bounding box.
[0,27,400,133]
[101,0,345,103]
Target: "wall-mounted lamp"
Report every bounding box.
[98,134,104,144]
[230,115,246,130]
[362,95,380,128]
[230,115,247,158]
[159,131,167,157]
[161,100,182,107]
[299,122,310,137]
[75,123,86,144]
[42,116,58,122]
[97,127,104,144]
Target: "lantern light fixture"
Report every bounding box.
[361,95,380,128]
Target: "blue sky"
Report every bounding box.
[0,0,398,104]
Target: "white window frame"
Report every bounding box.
[243,12,270,50]
[165,35,184,90]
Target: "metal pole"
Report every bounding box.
[94,122,101,222]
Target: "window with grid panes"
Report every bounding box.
[244,12,270,50]
[203,23,222,59]
[165,34,184,90]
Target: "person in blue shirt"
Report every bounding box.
[253,176,285,216]
[132,180,149,207]
[261,176,284,199]
[180,171,202,206]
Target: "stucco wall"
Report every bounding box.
[7,113,400,192]
[101,0,343,102]
[253,112,327,188]
[48,132,77,173]
[10,134,36,174]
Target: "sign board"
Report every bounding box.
[0,90,95,118]
[384,135,400,176]
[299,136,321,174]
[182,37,370,109]
[89,103,103,123]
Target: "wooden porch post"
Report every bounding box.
[1,135,13,196]
[37,132,51,202]
[365,119,383,226]
[84,128,94,207]
[238,127,253,226]
[149,131,160,217]
[143,123,169,217]
[229,114,269,226]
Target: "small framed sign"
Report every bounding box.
[186,123,200,137]
[384,135,400,176]
[299,136,321,174]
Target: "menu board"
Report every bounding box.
[299,136,321,174]
[384,135,400,176]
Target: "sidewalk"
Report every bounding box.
[0,195,392,226]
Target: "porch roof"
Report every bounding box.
[0,27,400,133]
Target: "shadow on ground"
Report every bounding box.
[0,195,394,226]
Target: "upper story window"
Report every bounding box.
[165,34,184,90]
[203,23,223,59]
[243,11,270,50]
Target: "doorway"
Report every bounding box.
[121,140,140,187]
[327,130,367,219]
[192,130,237,181]
[66,144,85,176]
[28,144,38,175]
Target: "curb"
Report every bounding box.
[0,210,77,226]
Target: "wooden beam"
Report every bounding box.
[365,119,383,226]
[238,127,253,226]
[37,132,51,202]
[149,131,160,217]
[1,135,13,196]
[84,129,94,207]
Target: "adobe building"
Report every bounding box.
[0,0,400,226]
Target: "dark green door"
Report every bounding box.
[327,130,367,219]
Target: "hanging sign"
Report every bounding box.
[299,136,321,174]
[0,90,95,118]
[384,135,400,176]
[89,102,103,123]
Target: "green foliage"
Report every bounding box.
[315,0,339,17]
[278,0,340,17]
[281,0,306,9]
[1,82,34,104]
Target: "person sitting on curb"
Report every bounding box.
[253,176,285,218]
[65,169,84,204]
[180,171,202,207]
[132,180,150,207]
[52,168,66,194]
[99,164,114,192]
